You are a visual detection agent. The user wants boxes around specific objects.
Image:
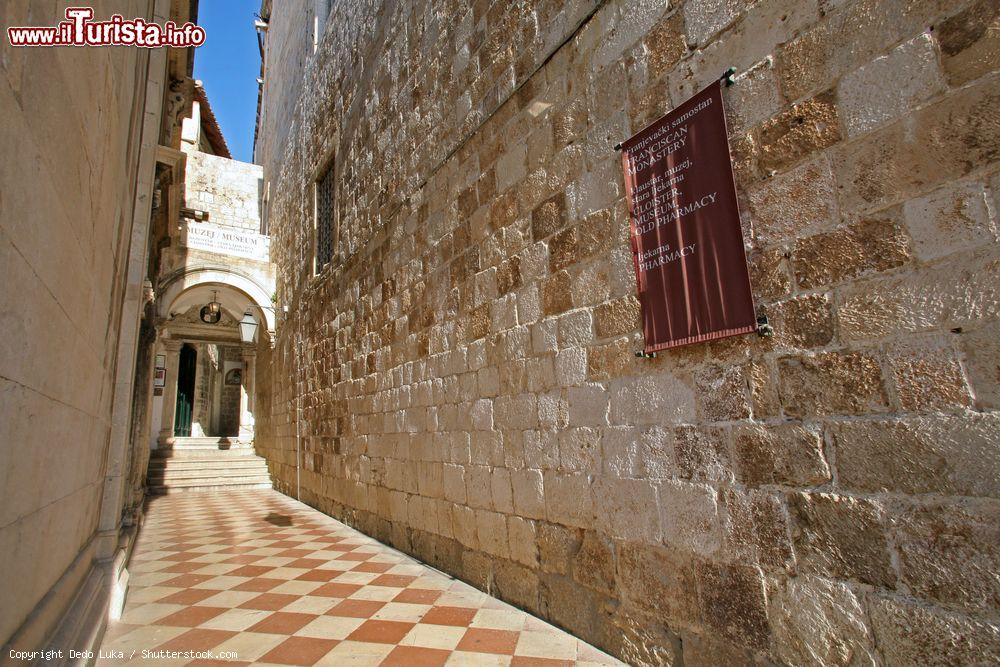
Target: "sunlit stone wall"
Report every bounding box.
[255,0,999,662]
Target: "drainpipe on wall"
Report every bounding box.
[295,329,302,501]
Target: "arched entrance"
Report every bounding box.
[157,266,277,334]
[151,268,274,451]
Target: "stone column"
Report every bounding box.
[191,343,206,437]
[238,346,257,444]
[157,339,183,447]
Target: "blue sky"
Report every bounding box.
[192,1,261,163]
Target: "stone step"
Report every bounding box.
[147,480,272,495]
[172,437,241,445]
[149,470,269,481]
[147,458,268,470]
[147,467,269,476]
[153,475,271,485]
[146,469,270,481]
[147,469,269,480]
[146,466,268,482]
[152,447,260,459]
[147,447,271,494]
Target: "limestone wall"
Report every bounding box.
[0,2,165,648]
[256,0,1000,662]
[184,150,264,232]
[157,151,274,322]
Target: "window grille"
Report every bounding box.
[313,0,332,53]
[259,179,269,236]
[315,162,335,270]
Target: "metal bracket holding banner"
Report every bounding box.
[756,314,774,338]
[613,68,738,154]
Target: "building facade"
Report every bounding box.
[0,0,200,659]
[254,0,999,664]
[150,83,274,454]
[144,83,276,495]
[0,1,277,657]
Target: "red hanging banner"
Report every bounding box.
[620,82,756,353]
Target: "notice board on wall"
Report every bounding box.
[620,81,756,353]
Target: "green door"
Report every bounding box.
[174,344,196,437]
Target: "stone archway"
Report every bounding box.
[158,265,276,335]
[151,267,275,450]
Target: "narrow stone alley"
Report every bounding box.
[98,491,622,666]
[4,1,999,664]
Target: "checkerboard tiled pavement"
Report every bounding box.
[98,489,622,666]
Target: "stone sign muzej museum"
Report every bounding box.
[181,220,270,262]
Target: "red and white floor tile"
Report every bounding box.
[98,489,622,666]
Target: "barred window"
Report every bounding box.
[315,161,335,271]
[259,179,269,236]
[313,0,332,53]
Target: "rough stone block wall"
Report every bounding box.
[159,248,276,309]
[256,0,1000,663]
[185,150,264,232]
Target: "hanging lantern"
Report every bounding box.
[239,310,259,343]
[200,290,222,323]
